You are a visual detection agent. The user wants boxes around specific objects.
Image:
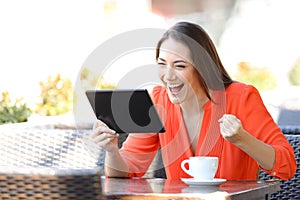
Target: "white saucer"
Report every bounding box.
[181,178,227,186]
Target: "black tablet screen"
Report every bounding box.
[86,89,165,133]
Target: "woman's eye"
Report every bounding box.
[175,65,186,69]
[157,62,166,67]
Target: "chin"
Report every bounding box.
[169,98,181,104]
[167,91,183,105]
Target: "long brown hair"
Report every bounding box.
[156,21,233,101]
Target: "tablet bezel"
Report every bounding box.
[85,89,165,133]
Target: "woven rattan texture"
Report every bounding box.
[0,129,103,168]
[0,129,104,199]
[0,169,102,200]
[280,126,300,135]
[259,134,300,200]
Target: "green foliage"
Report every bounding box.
[234,62,277,91]
[288,58,300,86]
[0,92,32,124]
[35,74,73,116]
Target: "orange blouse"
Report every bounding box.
[119,82,296,180]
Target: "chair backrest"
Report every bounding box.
[0,128,105,199]
[259,126,300,200]
[0,128,102,168]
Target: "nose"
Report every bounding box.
[164,67,176,81]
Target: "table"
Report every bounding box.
[101,177,280,200]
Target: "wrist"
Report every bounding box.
[106,146,119,156]
[232,127,249,147]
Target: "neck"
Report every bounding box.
[180,94,208,116]
[180,95,207,155]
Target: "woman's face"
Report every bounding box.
[157,38,203,105]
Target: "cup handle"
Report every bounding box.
[181,159,191,176]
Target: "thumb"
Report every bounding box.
[93,119,105,129]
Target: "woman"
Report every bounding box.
[92,21,296,180]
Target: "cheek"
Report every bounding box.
[187,71,200,86]
[158,68,166,81]
[178,71,191,83]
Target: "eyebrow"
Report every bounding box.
[157,57,187,64]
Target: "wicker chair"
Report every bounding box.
[0,167,102,200]
[0,128,104,199]
[0,128,103,168]
[259,126,300,200]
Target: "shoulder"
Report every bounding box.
[226,82,258,93]
[226,82,261,98]
[151,85,168,103]
[152,85,166,96]
[225,82,265,109]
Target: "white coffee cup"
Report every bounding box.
[181,156,218,180]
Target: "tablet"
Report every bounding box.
[85,89,165,133]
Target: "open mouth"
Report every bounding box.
[168,83,184,95]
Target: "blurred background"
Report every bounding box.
[0,0,299,126]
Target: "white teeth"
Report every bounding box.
[168,83,182,88]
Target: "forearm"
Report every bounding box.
[235,129,276,170]
[104,150,130,178]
